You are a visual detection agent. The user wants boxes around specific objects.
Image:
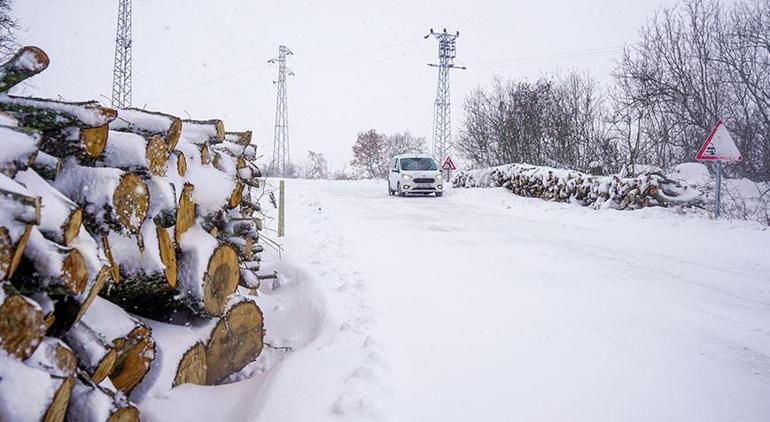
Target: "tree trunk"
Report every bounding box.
[0,95,117,130]
[224,130,252,146]
[41,125,110,159]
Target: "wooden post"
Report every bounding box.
[278,180,285,237]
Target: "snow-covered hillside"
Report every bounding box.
[153,179,770,421]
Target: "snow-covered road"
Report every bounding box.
[258,179,770,421]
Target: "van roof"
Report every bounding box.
[393,154,435,159]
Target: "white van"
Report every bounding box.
[387,154,444,197]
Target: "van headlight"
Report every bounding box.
[402,174,413,180]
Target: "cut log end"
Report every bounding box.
[227,181,244,210]
[146,135,169,177]
[0,227,11,279]
[174,183,195,244]
[112,173,149,234]
[80,125,110,158]
[202,245,239,316]
[174,342,207,387]
[0,294,46,359]
[167,118,182,150]
[175,151,187,177]
[156,221,177,288]
[109,326,155,394]
[205,300,264,385]
[42,377,74,422]
[62,248,88,296]
[62,208,83,246]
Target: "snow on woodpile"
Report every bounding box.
[0,46,269,421]
[453,163,705,210]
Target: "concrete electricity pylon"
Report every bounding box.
[425,28,465,162]
[111,0,133,109]
[269,45,294,177]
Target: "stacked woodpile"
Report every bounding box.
[0,47,267,421]
[452,163,704,210]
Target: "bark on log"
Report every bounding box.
[180,119,224,144]
[205,298,264,385]
[0,125,40,177]
[111,107,182,150]
[31,151,60,181]
[96,131,169,177]
[15,168,82,246]
[0,95,117,130]
[67,372,141,422]
[55,158,149,236]
[0,46,50,92]
[177,226,239,316]
[0,286,46,359]
[41,125,110,159]
[0,352,74,422]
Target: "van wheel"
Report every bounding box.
[397,183,405,197]
[436,192,443,197]
[388,183,393,196]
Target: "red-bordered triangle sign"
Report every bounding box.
[441,156,457,170]
[696,119,742,161]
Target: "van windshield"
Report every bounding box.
[400,157,437,171]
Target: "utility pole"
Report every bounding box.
[425,28,465,162]
[111,0,133,109]
[269,45,294,177]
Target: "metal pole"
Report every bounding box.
[715,160,722,218]
[278,180,285,237]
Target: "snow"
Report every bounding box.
[15,168,79,242]
[168,155,234,217]
[0,126,39,170]
[176,226,219,302]
[108,221,164,276]
[217,179,767,421]
[0,351,57,422]
[0,111,19,126]
[0,94,115,128]
[81,297,141,342]
[54,157,123,224]
[180,121,219,144]
[99,130,152,170]
[112,108,175,134]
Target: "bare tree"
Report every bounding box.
[304,150,329,179]
[0,0,16,58]
[350,130,425,178]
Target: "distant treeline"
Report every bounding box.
[458,0,770,181]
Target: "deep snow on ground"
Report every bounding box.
[152,179,770,421]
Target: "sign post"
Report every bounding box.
[441,156,457,182]
[695,119,742,217]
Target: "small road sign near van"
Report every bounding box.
[441,156,457,171]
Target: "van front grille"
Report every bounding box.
[414,178,435,184]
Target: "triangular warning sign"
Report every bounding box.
[441,156,457,171]
[696,119,742,162]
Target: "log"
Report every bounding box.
[16,227,88,297]
[0,46,50,92]
[31,151,60,180]
[0,286,46,359]
[111,107,182,150]
[0,222,33,281]
[0,172,41,226]
[41,125,110,159]
[0,95,117,130]
[96,131,169,177]
[146,176,177,228]
[100,221,177,308]
[0,125,40,177]
[15,168,82,246]
[180,119,224,144]
[177,226,239,316]
[0,351,74,422]
[55,158,149,236]
[67,372,140,422]
[224,130,252,146]
[64,321,118,383]
[205,298,264,384]
[71,297,155,394]
[25,337,77,380]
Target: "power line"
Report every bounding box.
[144,62,265,104]
[466,45,623,68]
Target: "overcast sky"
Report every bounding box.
[14,0,681,170]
